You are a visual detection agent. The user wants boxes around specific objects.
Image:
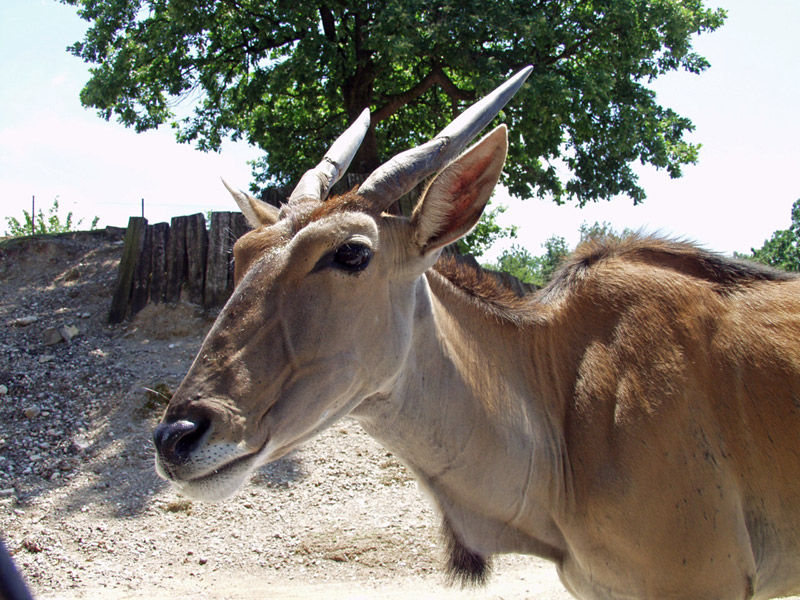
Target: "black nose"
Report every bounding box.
[153,419,210,465]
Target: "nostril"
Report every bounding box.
[154,418,211,464]
[175,418,210,456]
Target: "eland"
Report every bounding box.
[154,67,800,599]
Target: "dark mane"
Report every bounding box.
[547,235,795,296]
[428,253,536,323]
[430,236,795,318]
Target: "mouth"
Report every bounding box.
[155,436,271,502]
[185,447,260,485]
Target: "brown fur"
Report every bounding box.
[161,145,800,598]
[429,254,534,324]
[232,225,286,285]
[432,236,796,322]
[549,235,795,295]
[309,189,379,222]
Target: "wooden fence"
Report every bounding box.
[108,175,422,323]
[108,177,534,323]
[109,212,249,323]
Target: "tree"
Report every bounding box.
[3,197,99,237]
[489,235,569,287]
[486,221,630,285]
[63,0,725,206]
[747,199,800,272]
[455,201,517,258]
[578,220,634,243]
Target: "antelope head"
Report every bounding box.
[154,67,532,501]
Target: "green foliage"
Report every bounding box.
[578,220,634,243]
[4,214,33,237]
[456,202,517,258]
[4,197,99,237]
[490,245,539,285]
[63,0,725,205]
[747,199,800,271]
[486,221,632,286]
[488,236,569,287]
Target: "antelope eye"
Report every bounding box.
[332,243,372,272]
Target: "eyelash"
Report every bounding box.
[313,243,373,273]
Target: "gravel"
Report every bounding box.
[0,231,566,600]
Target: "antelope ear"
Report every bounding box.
[221,178,280,228]
[410,125,508,254]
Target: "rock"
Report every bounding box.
[0,488,15,497]
[58,324,80,342]
[0,384,7,395]
[39,355,55,364]
[80,312,91,319]
[43,324,80,345]
[72,435,90,451]
[21,537,44,553]
[42,328,64,346]
[24,405,42,419]
[11,316,38,327]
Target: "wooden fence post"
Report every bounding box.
[109,216,147,324]
[228,213,250,294]
[130,223,154,315]
[164,216,188,303]
[204,212,233,308]
[110,211,254,321]
[205,212,253,307]
[184,213,208,305]
[149,222,170,304]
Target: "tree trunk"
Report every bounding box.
[352,126,381,175]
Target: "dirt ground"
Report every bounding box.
[0,231,574,600]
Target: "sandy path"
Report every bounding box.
[37,559,574,600]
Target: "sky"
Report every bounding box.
[1,1,799,261]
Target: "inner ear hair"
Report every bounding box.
[411,125,508,253]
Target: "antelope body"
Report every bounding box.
[154,68,800,599]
